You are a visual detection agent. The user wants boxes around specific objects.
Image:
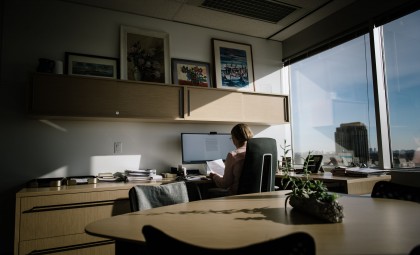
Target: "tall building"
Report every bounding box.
[335,122,369,163]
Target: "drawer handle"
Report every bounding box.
[23,199,127,213]
[27,240,115,255]
[187,90,191,116]
[179,89,184,118]
[284,97,289,122]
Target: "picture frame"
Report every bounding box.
[64,52,119,79]
[212,39,255,91]
[171,58,212,87]
[120,25,170,83]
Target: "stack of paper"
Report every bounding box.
[345,167,390,177]
[97,172,118,182]
[331,167,389,177]
[125,169,158,181]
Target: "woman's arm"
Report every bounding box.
[212,152,235,189]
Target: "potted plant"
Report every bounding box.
[280,140,344,223]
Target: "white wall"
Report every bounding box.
[0,0,290,253]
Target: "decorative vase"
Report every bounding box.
[133,67,141,81]
[287,196,344,223]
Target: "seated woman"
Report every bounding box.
[209,123,253,195]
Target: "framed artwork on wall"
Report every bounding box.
[120,25,170,83]
[171,58,211,87]
[64,52,119,79]
[212,38,255,91]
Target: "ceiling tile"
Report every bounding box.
[59,0,356,41]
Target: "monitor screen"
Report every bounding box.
[181,133,236,164]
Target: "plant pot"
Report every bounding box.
[287,196,344,223]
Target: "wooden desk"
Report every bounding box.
[14,180,172,255]
[85,190,420,255]
[276,172,391,195]
[13,177,211,255]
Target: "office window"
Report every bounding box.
[383,10,420,168]
[289,35,377,167]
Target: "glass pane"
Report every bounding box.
[290,35,378,170]
[383,10,420,168]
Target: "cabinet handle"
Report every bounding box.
[284,97,289,122]
[23,199,127,213]
[27,240,115,255]
[179,89,184,118]
[115,111,120,116]
[187,90,191,116]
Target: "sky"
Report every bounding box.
[384,11,420,150]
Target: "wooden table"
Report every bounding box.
[276,172,391,195]
[85,190,420,255]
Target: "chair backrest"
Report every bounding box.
[237,137,277,195]
[129,181,189,212]
[371,180,420,203]
[410,244,420,255]
[142,225,315,255]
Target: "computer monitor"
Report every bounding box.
[181,133,235,164]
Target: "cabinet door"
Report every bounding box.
[31,74,118,117]
[31,74,183,119]
[243,93,289,124]
[184,87,243,122]
[117,82,182,119]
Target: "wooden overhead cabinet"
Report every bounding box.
[30,73,289,124]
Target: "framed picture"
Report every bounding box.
[65,52,119,79]
[171,58,211,87]
[212,39,255,91]
[120,25,170,83]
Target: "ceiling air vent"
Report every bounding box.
[200,0,299,23]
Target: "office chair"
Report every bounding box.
[371,181,420,203]
[410,244,420,255]
[207,138,278,198]
[142,225,315,255]
[128,181,189,212]
[237,137,278,194]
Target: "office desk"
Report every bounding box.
[14,177,213,255]
[85,190,420,255]
[14,179,179,255]
[276,172,391,195]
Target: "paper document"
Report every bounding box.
[207,159,225,176]
[345,167,390,175]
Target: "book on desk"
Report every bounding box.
[331,167,390,177]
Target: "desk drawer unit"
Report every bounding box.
[15,184,133,255]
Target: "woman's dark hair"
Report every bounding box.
[231,123,253,146]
